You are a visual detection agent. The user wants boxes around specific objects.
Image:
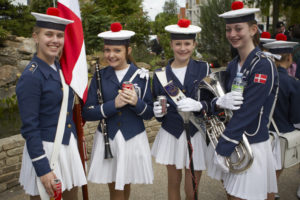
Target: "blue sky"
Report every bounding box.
[143,0,186,21]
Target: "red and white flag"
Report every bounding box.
[58,0,88,103]
[254,73,267,84]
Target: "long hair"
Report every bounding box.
[125,44,137,66]
[247,20,260,47]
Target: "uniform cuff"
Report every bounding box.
[103,100,118,117]
[215,136,238,157]
[130,98,147,115]
[32,156,51,177]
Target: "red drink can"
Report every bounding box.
[158,95,167,115]
[50,179,62,200]
[122,81,133,90]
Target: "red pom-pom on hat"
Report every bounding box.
[46,7,60,17]
[231,1,244,10]
[177,19,190,28]
[261,32,271,39]
[111,22,122,32]
[276,33,287,41]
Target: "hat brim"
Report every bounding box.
[98,30,135,40]
[260,38,275,44]
[263,41,298,49]
[218,8,260,19]
[31,12,74,25]
[165,24,201,34]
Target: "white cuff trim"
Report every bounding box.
[100,104,107,118]
[32,154,46,162]
[221,133,239,145]
[138,104,147,116]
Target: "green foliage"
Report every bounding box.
[0,94,18,118]
[149,56,167,71]
[245,0,300,33]
[163,0,178,15]
[81,1,111,54]
[152,12,178,60]
[131,43,154,63]
[124,11,151,47]
[81,0,149,53]
[30,0,53,13]
[0,25,9,45]
[199,0,233,65]
[0,94,21,138]
[93,0,142,22]
[0,0,35,37]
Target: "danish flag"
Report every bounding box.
[254,74,267,84]
[58,0,88,103]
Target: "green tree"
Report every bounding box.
[30,0,54,13]
[152,0,179,59]
[80,1,111,54]
[199,0,233,65]
[163,0,178,15]
[0,0,35,37]
[93,0,142,22]
[245,0,300,34]
[125,10,151,47]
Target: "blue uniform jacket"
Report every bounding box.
[16,55,76,177]
[270,66,300,133]
[215,47,279,157]
[82,63,153,140]
[152,59,210,138]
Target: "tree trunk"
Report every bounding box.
[272,0,280,35]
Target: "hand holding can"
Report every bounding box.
[122,81,133,90]
[50,179,62,200]
[158,96,167,115]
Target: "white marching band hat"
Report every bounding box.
[263,33,298,54]
[31,7,73,31]
[165,19,201,40]
[98,22,135,45]
[219,1,260,24]
[260,32,275,44]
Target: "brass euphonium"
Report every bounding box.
[198,71,254,173]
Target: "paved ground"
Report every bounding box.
[1,158,299,200]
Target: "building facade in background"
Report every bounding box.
[185,0,207,25]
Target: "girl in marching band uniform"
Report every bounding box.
[208,1,278,199]
[82,23,153,200]
[16,8,87,200]
[151,19,210,200]
[264,33,300,199]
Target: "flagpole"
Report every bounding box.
[53,0,56,7]
[73,95,89,200]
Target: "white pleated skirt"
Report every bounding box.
[87,130,153,190]
[151,127,207,170]
[19,134,87,196]
[207,139,277,200]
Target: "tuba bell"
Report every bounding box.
[198,70,254,173]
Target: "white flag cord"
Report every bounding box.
[37,69,69,199]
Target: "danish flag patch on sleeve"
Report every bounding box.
[254,74,267,84]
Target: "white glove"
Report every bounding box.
[213,152,229,173]
[153,101,167,117]
[177,97,203,112]
[216,91,243,110]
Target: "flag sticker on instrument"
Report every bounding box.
[254,73,267,84]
